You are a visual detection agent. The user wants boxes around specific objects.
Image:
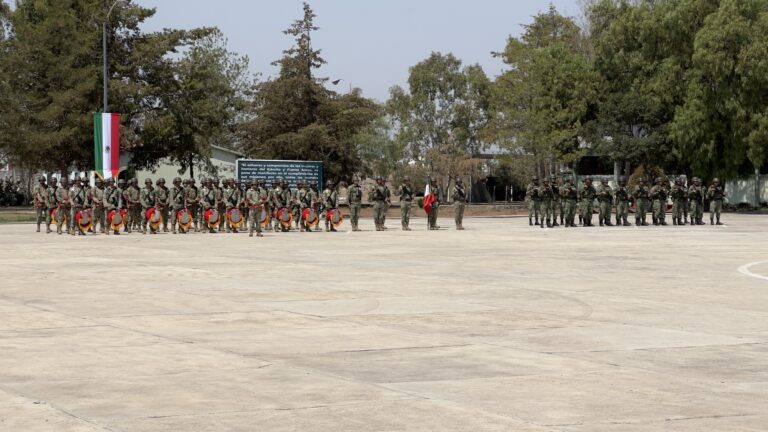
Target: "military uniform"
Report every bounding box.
[370,178,390,231]
[526,178,541,226]
[70,180,88,235]
[224,180,241,233]
[687,178,705,225]
[140,180,156,234]
[45,182,57,233]
[451,180,467,230]
[246,182,266,237]
[123,180,140,233]
[200,181,218,233]
[280,182,294,231]
[104,180,123,235]
[268,182,282,232]
[91,181,106,233]
[427,182,442,230]
[560,179,578,227]
[33,180,48,232]
[650,179,668,226]
[597,179,613,226]
[322,182,339,232]
[707,180,725,225]
[154,179,170,232]
[579,178,596,227]
[397,180,414,231]
[614,179,631,226]
[184,180,201,232]
[347,180,363,231]
[632,181,650,226]
[169,179,187,234]
[539,180,554,228]
[670,179,687,225]
[54,181,71,234]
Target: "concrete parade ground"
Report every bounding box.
[1,214,767,431]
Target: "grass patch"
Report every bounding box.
[0,213,36,224]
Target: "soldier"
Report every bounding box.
[154,178,170,232]
[292,180,303,230]
[212,178,224,232]
[707,178,725,225]
[526,176,541,226]
[550,175,562,226]
[268,179,281,232]
[650,177,668,226]
[120,179,137,233]
[370,177,391,231]
[427,179,442,230]
[80,177,93,232]
[69,177,87,236]
[670,177,686,225]
[280,179,294,231]
[688,177,705,226]
[44,177,58,233]
[245,180,266,237]
[90,178,105,234]
[597,177,613,226]
[185,178,200,232]
[344,177,362,232]
[140,178,156,234]
[560,176,578,227]
[451,178,468,230]
[614,176,631,226]
[579,176,596,227]
[53,178,71,234]
[104,178,122,235]
[305,180,321,232]
[539,177,554,228]
[397,176,414,231]
[683,177,691,225]
[33,177,47,233]
[321,180,339,232]
[633,178,650,226]
[169,177,186,234]
[224,178,241,233]
[200,178,218,233]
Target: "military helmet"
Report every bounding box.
[95,177,103,184]
[712,177,720,183]
[158,177,165,184]
[532,176,539,182]
[38,176,46,183]
[117,178,126,185]
[619,176,627,183]
[326,179,334,186]
[73,177,81,183]
[173,177,181,183]
[403,176,410,182]
[144,178,152,184]
[584,176,591,182]
[456,178,462,184]
[601,177,608,183]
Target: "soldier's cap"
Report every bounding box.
[456,178,462,183]
[619,176,627,182]
[601,177,608,182]
[532,176,539,181]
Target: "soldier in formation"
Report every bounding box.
[347,177,363,231]
[451,178,467,230]
[371,177,391,231]
[397,176,414,231]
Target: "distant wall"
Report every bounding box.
[725,176,768,206]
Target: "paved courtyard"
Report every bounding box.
[1,214,767,431]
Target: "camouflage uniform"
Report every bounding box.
[451,179,467,230]
[169,178,186,234]
[614,177,631,226]
[224,179,242,233]
[45,181,57,233]
[550,175,562,226]
[347,178,363,231]
[579,177,596,227]
[560,178,578,227]
[322,180,339,232]
[427,182,442,230]
[597,178,613,226]
[69,179,87,235]
[688,178,705,225]
[526,177,541,226]
[54,179,71,234]
[184,179,201,232]
[539,179,554,228]
[140,179,156,234]
[33,178,48,232]
[200,179,218,233]
[632,180,650,226]
[397,178,414,231]
[154,179,170,232]
[670,178,687,225]
[371,177,391,231]
[246,181,265,237]
[650,178,668,226]
[91,179,106,233]
[707,179,725,225]
[104,179,123,235]
[123,179,141,233]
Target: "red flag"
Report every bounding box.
[423,177,436,214]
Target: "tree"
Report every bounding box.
[130,29,252,178]
[672,0,768,179]
[487,6,596,178]
[241,3,379,182]
[0,0,213,175]
[587,0,720,174]
[387,52,491,184]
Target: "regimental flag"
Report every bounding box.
[423,176,436,214]
[93,113,120,179]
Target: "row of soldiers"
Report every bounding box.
[526,175,726,228]
[32,174,471,236]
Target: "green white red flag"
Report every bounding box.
[423,176,436,214]
[93,113,120,179]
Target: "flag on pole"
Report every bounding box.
[93,113,120,179]
[423,176,436,214]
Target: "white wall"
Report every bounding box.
[725,176,768,206]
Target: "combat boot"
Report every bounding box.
[546,220,552,228]
[529,217,533,226]
[605,220,613,226]
[534,217,539,226]
[623,219,631,227]
[673,218,677,226]
[552,220,559,227]
[716,218,723,225]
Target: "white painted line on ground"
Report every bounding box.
[738,261,768,281]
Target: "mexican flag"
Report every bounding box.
[423,176,436,214]
[93,113,121,179]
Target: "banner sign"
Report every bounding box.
[236,159,323,190]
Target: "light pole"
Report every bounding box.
[103,0,126,112]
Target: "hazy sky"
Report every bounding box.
[135,0,583,101]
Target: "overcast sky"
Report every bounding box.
[135,0,583,101]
